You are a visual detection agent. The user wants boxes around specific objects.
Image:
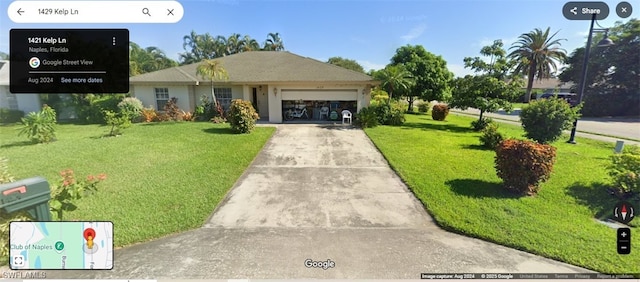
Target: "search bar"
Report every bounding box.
[8,1,184,23]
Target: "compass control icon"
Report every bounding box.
[614,201,635,224]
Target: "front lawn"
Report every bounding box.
[0,122,275,247]
[365,114,639,274]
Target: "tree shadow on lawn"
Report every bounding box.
[462,144,493,151]
[0,140,36,149]
[446,179,521,199]
[401,122,473,133]
[567,182,639,226]
[202,127,235,135]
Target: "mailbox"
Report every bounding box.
[0,176,51,221]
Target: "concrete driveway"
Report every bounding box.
[40,124,592,278]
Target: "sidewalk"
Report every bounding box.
[451,109,640,146]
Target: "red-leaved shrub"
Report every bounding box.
[432,104,449,121]
[495,139,557,195]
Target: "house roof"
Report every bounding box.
[130,51,376,84]
[0,60,9,86]
[527,78,574,90]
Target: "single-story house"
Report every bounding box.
[0,60,42,114]
[129,51,378,123]
[528,78,575,94]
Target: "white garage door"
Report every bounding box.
[281,89,357,101]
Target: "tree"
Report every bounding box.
[327,57,365,73]
[197,60,229,106]
[374,65,414,105]
[390,45,454,112]
[241,35,261,52]
[0,52,8,60]
[129,42,177,76]
[450,40,524,123]
[263,32,285,51]
[180,31,220,64]
[559,19,639,117]
[508,27,567,103]
[180,31,286,65]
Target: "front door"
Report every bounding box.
[252,88,258,113]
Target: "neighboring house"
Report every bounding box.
[129,51,378,123]
[0,60,41,114]
[529,78,575,98]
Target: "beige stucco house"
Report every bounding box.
[129,51,378,123]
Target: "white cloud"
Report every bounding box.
[401,24,427,42]
[448,64,475,78]
[358,60,386,72]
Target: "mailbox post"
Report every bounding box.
[0,177,51,221]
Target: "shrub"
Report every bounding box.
[227,99,259,133]
[0,109,24,123]
[103,110,131,136]
[50,169,106,220]
[432,103,449,121]
[164,97,182,121]
[195,95,216,121]
[520,98,580,144]
[370,102,405,125]
[607,146,640,198]
[356,107,379,128]
[389,108,406,125]
[117,97,143,121]
[495,139,557,196]
[182,111,194,121]
[72,94,126,124]
[479,123,504,149]
[471,117,493,131]
[18,105,57,143]
[141,107,157,122]
[417,102,430,113]
[211,116,227,123]
[155,112,171,122]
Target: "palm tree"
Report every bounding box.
[263,32,284,51]
[226,33,242,55]
[240,35,260,52]
[375,65,414,105]
[196,59,229,105]
[129,42,177,76]
[508,27,567,103]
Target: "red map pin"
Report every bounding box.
[83,228,96,240]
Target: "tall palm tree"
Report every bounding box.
[375,65,414,105]
[196,59,229,105]
[508,27,567,103]
[263,32,285,51]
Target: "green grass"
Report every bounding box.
[365,114,639,274]
[0,122,275,247]
[511,102,528,109]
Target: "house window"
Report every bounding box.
[6,93,18,110]
[214,88,232,110]
[155,88,169,110]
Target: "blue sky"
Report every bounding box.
[1,0,637,77]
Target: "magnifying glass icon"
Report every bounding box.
[142,8,151,16]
